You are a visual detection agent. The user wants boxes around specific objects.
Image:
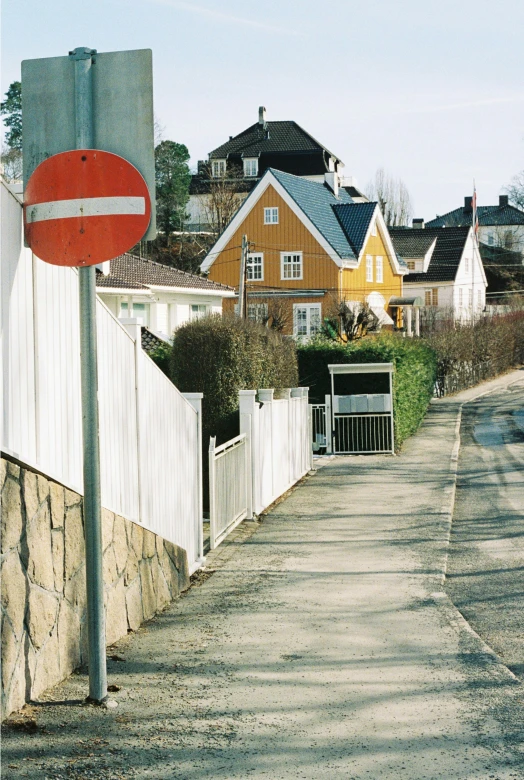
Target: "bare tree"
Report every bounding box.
[1,145,22,182]
[196,163,248,238]
[504,170,524,210]
[365,167,413,226]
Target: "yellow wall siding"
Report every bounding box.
[207,185,340,294]
[340,229,402,303]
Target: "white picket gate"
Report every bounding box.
[208,434,250,550]
[1,182,204,572]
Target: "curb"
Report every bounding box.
[433,375,523,683]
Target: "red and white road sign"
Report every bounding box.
[24,149,152,266]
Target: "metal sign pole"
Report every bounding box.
[70,46,107,703]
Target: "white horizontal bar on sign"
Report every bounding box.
[25,196,146,223]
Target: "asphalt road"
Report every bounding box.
[445,379,524,682]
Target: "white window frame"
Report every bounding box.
[293,304,321,340]
[371,221,377,237]
[376,255,383,283]
[190,303,209,320]
[465,256,469,273]
[281,252,303,281]
[243,158,258,177]
[211,159,226,178]
[247,302,268,324]
[119,301,150,326]
[264,207,279,224]
[366,255,373,283]
[247,253,264,281]
[459,287,463,307]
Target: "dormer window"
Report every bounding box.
[243,158,258,177]
[211,159,226,178]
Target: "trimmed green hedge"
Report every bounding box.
[297,334,437,449]
[170,314,298,446]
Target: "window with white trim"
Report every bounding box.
[376,256,383,283]
[248,303,268,324]
[477,289,482,307]
[293,304,321,339]
[407,260,415,271]
[425,288,438,306]
[243,158,258,177]
[264,207,279,224]
[281,252,303,280]
[211,159,226,178]
[119,302,150,326]
[190,304,209,320]
[465,257,469,273]
[366,255,373,282]
[459,287,463,307]
[247,253,263,281]
[371,221,377,237]
[468,289,473,307]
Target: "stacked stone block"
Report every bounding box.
[1,457,189,719]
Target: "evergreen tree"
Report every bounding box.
[155,140,191,245]
[1,81,22,151]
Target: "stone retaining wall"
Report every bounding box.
[1,457,190,719]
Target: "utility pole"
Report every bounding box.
[238,234,248,319]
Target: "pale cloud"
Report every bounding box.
[149,0,307,37]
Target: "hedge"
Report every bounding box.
[169,314,298,447]
[297,334,437,449]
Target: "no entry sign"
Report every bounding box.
[24,149,151,266]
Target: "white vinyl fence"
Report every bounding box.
[1,182,203,572]
[207,387,312,548]
[239,388,312,517]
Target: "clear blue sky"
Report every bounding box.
[2,0,523,220]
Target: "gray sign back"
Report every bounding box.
[22,48,156,240]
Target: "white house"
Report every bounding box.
[427,195,524,257]
[389,225,487,321]
[96,254,235,340]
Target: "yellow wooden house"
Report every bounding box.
[201,168,406,338]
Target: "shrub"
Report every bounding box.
[430,310,524,394]
[170,314,298,446]
[297,333,437,449]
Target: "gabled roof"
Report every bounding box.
[427,204,524,228]
[269,168,356,260]
[332,202,378,256]
[201,168,406,276]
[389,226,471,282]
[386,230,436,259]
[209,120,342,164]
[96,253,234,293]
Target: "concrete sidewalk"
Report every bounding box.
[3,372,524,779]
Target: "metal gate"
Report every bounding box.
[329,363,395,455]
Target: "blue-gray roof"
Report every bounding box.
[332,202,377,256]
[268,168,356,259]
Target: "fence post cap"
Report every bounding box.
[182,392,204,400]
[258,389,274,402]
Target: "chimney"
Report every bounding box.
[258,106,266,125]
[324,171,339,197]
[412,218,425,229]
[499,194,509,207]
[464,196,473,213]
